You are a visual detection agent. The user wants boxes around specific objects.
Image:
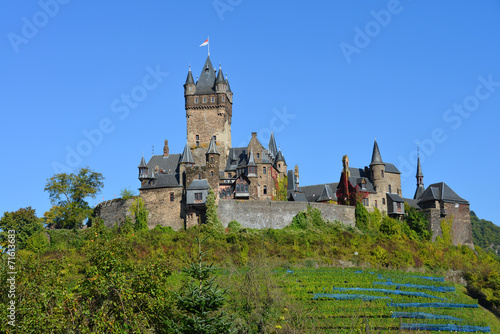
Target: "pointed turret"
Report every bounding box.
[226,75,232,92]
[370,139,384,166]
[184,66,195,96]
[216,65,224,83]
[180,142,194,165]
[276,150,286,165]
[247,148,256,167]
[206,136,220,155]
[195,56,216,94]
[268,132,278,160]
[138,155,148,180]
[414,154,425,200]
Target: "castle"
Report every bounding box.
[95,54,473,247]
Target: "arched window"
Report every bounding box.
[263,166,267,174]
[382,198,386,205]
[244,184,249,192]
[211,171,214,177]
[381,170,384,178]
[236,184,240,192]
[263,186,267,195]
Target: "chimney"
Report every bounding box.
[294,164,299,186]
[251,132,257,139]
[163,140,169,157]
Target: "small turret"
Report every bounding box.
[138,155,148,180]
[184,66,195,96]
[275,149,287,174]
[206,136,220,166]
[268,131,278,161]
[215,65,226,93]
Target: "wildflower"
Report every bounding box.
[279,316,285,321]
[275,325,282,329]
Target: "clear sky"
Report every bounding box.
[2,1,499,225]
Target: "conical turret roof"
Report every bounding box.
[180,142,194,164]
[370,139,384,166]
[206,136,220,155]
[196,56,216,94]
[138,155,147,168]
[276,150,286,165]
[416,156,423,178]
[185,67,195,85]
[216,65,225,83]
[268,132,278,159]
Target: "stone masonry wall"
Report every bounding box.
[93,198,135,228]
[218,200,355,229]
[140,187,185,230]
[423,202,473,248]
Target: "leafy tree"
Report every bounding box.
[44,168,104,228]
[128,197,149,230]
[404,203,430,240]
[171,236,234,333]
[274,175,288,201]
[0,207,44,252]
[379,216,402,236]
[120,187,136,200]
[206,189,224,233]
[355,201,370,232]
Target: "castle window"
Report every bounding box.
[203,97,207,103]
[381,170,384,178]
[388,185,392,193]
[244,184,249,192]
[210,157,213,163]
[222,96,225,102]
[194,193,202,201]
[211,171,214,177]
[196,141,199,146]
[375,200,378,208]
[198,174,201,180]
[263,167,266,174]
[382,198,386,205]
[195,97,198,103]
[196,135,199,140]
[170,192,174,202]
[263,185,267,195]
[236,184,240,192]
[363,198,369,206]
[257,153,260,159]
[278,164,281,168]
[211,97,215,102]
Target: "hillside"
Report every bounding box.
[1,205,500,333]
[471,211,500,256]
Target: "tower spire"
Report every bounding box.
[414,147,425,199]
[370,138,384,166]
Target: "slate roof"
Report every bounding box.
[261,150,272,164]
[195,56,217,94]
[268,132,278,159]
[287,170,297,191]
[414,185,425,200]
[301,183,339,203]
[206,136,220,155]
[404,198,421,209]
[138,155,147,168]
[276,150,286,165]
[416,156,423,177]
[216,65,224,83]
[145,154,181,174]
[370,139,384,165]
[418,182,469,204]
[225,147,247,171]
[384,163,401,174]
[317,184,337,202]
[185,68,195,85]
[187,179,210,190]
[386,192,404,203]
[140,174,181,190]
[180,143,195,164]
[289,192,307,202]
[247,148,256,166]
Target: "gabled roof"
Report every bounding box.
[138,155,147,168]
[187,179,210,190]
[404,198,421,209]
[139,173,181,190]
[145,154,181,174]
[225,147,247,171]
[206,136,220,155]
[317,184,337,202]
[370,139,384,166]
[268,132,278,159]
[180,142,194,164]
[185,67,195,85]
[301,183,339,203]
[418,182,468,204]
[288,191,307,202]
[195,56,216,94]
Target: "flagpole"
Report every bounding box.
[208,36,210,56]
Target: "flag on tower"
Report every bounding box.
[200,38,209,47]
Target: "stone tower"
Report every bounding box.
[184,56,233,166]
[369,139,387,211]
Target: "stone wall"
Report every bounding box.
[140,187,185,230]
[93,198,135,228]
[218,200,355,229]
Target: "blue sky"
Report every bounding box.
[2,1,499,225]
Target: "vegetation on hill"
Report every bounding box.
[1,203,500,332]
[471,210,500,256]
